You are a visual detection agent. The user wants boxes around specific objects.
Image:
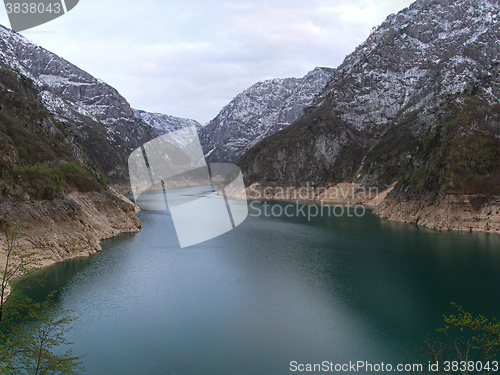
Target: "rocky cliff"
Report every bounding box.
[133,109,202,149]
[373,191,500,233]
[0,61,113,202]
[199,67,335,163]
[237,0,499,233]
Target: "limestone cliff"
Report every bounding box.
[373,191,500,233]
[0,188,140,269]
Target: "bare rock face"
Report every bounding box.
[0,189,141,267]
[0,144,19,170]
[373,192,500,233]
[320,0,500,135]
[199,67,335,163]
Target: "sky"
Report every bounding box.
[0,0,415,124]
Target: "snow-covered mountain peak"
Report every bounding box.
[199,67,335,162]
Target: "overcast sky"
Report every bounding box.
[0,0,414,124]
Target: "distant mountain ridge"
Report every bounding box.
[133,109,202,136]
[239,0,500,195]
[133,109,202,149]
[199,67,335,163]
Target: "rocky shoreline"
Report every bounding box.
[237,182,500,234]
[374,191,500,233]
[0,188,141,273]
[2,181,498,287]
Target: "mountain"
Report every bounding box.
[133,109,202,148]
[239,0,500,195]
[0,60,105,201]
[133,109,202,135]
[199,67,335,163]
[0,25,157,181]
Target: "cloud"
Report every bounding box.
[0,0,415,123]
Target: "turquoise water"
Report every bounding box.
[29,199,500,374]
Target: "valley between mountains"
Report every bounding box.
[0,0,499,273]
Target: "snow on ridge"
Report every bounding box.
[0,23,157,157]
[198,67,336,162]
[39,74,93,87]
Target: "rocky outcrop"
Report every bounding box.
[0,189,141,268]
[373,191,500,233]
[239,111,368,183]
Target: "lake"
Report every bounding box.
[29,196,500,374]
